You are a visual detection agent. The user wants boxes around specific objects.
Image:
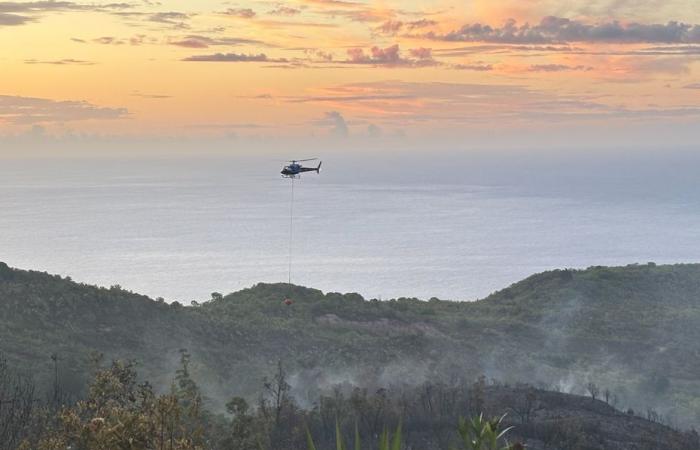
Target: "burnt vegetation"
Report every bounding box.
[1,355,698,450]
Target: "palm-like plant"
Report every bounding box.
[305,414,518,450]
[306,418,402,450]
[453,414,516,450]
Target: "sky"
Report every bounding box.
[0,0,699,154]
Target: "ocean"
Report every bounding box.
[1,153,699,302]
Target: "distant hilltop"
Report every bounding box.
[2,261,700,427]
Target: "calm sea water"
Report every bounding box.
[1,155,699,302]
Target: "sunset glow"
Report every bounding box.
[1,0,698,148]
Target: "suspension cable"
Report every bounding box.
[288,177,295,290]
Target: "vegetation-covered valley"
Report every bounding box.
[2,261,700,448]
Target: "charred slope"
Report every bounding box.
[483,385,699,450]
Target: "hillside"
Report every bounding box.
[479,385,699,449]
[1,261,700,428]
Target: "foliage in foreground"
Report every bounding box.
[2,351,699,450]
[27,355,206,450]
[454,414,519,450]
[2,353,525,450]
[304,416,522,450]
[305,419,403,450]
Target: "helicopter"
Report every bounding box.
[281,158,322,178]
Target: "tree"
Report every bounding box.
[34,359,204,450]
[259,361,305,450]
[586,382,599,401]
[470,376,487,417]
[508,387,540,424]
[174,349,206,443]
[220,397,258,450]
[350,387,391,439]
[261,361,292,428]
[0,355,37,450]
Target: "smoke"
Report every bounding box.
[287,360,433,409]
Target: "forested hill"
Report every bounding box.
[2,261,700,426]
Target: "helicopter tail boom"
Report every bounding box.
[297,161,322,173]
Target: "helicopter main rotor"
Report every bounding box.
[287,158,318,163]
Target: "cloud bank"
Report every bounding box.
[0,95,128,124]
[427,17,700,44]
[182,53,287,62]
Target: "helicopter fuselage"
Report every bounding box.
[281,161,321,178]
